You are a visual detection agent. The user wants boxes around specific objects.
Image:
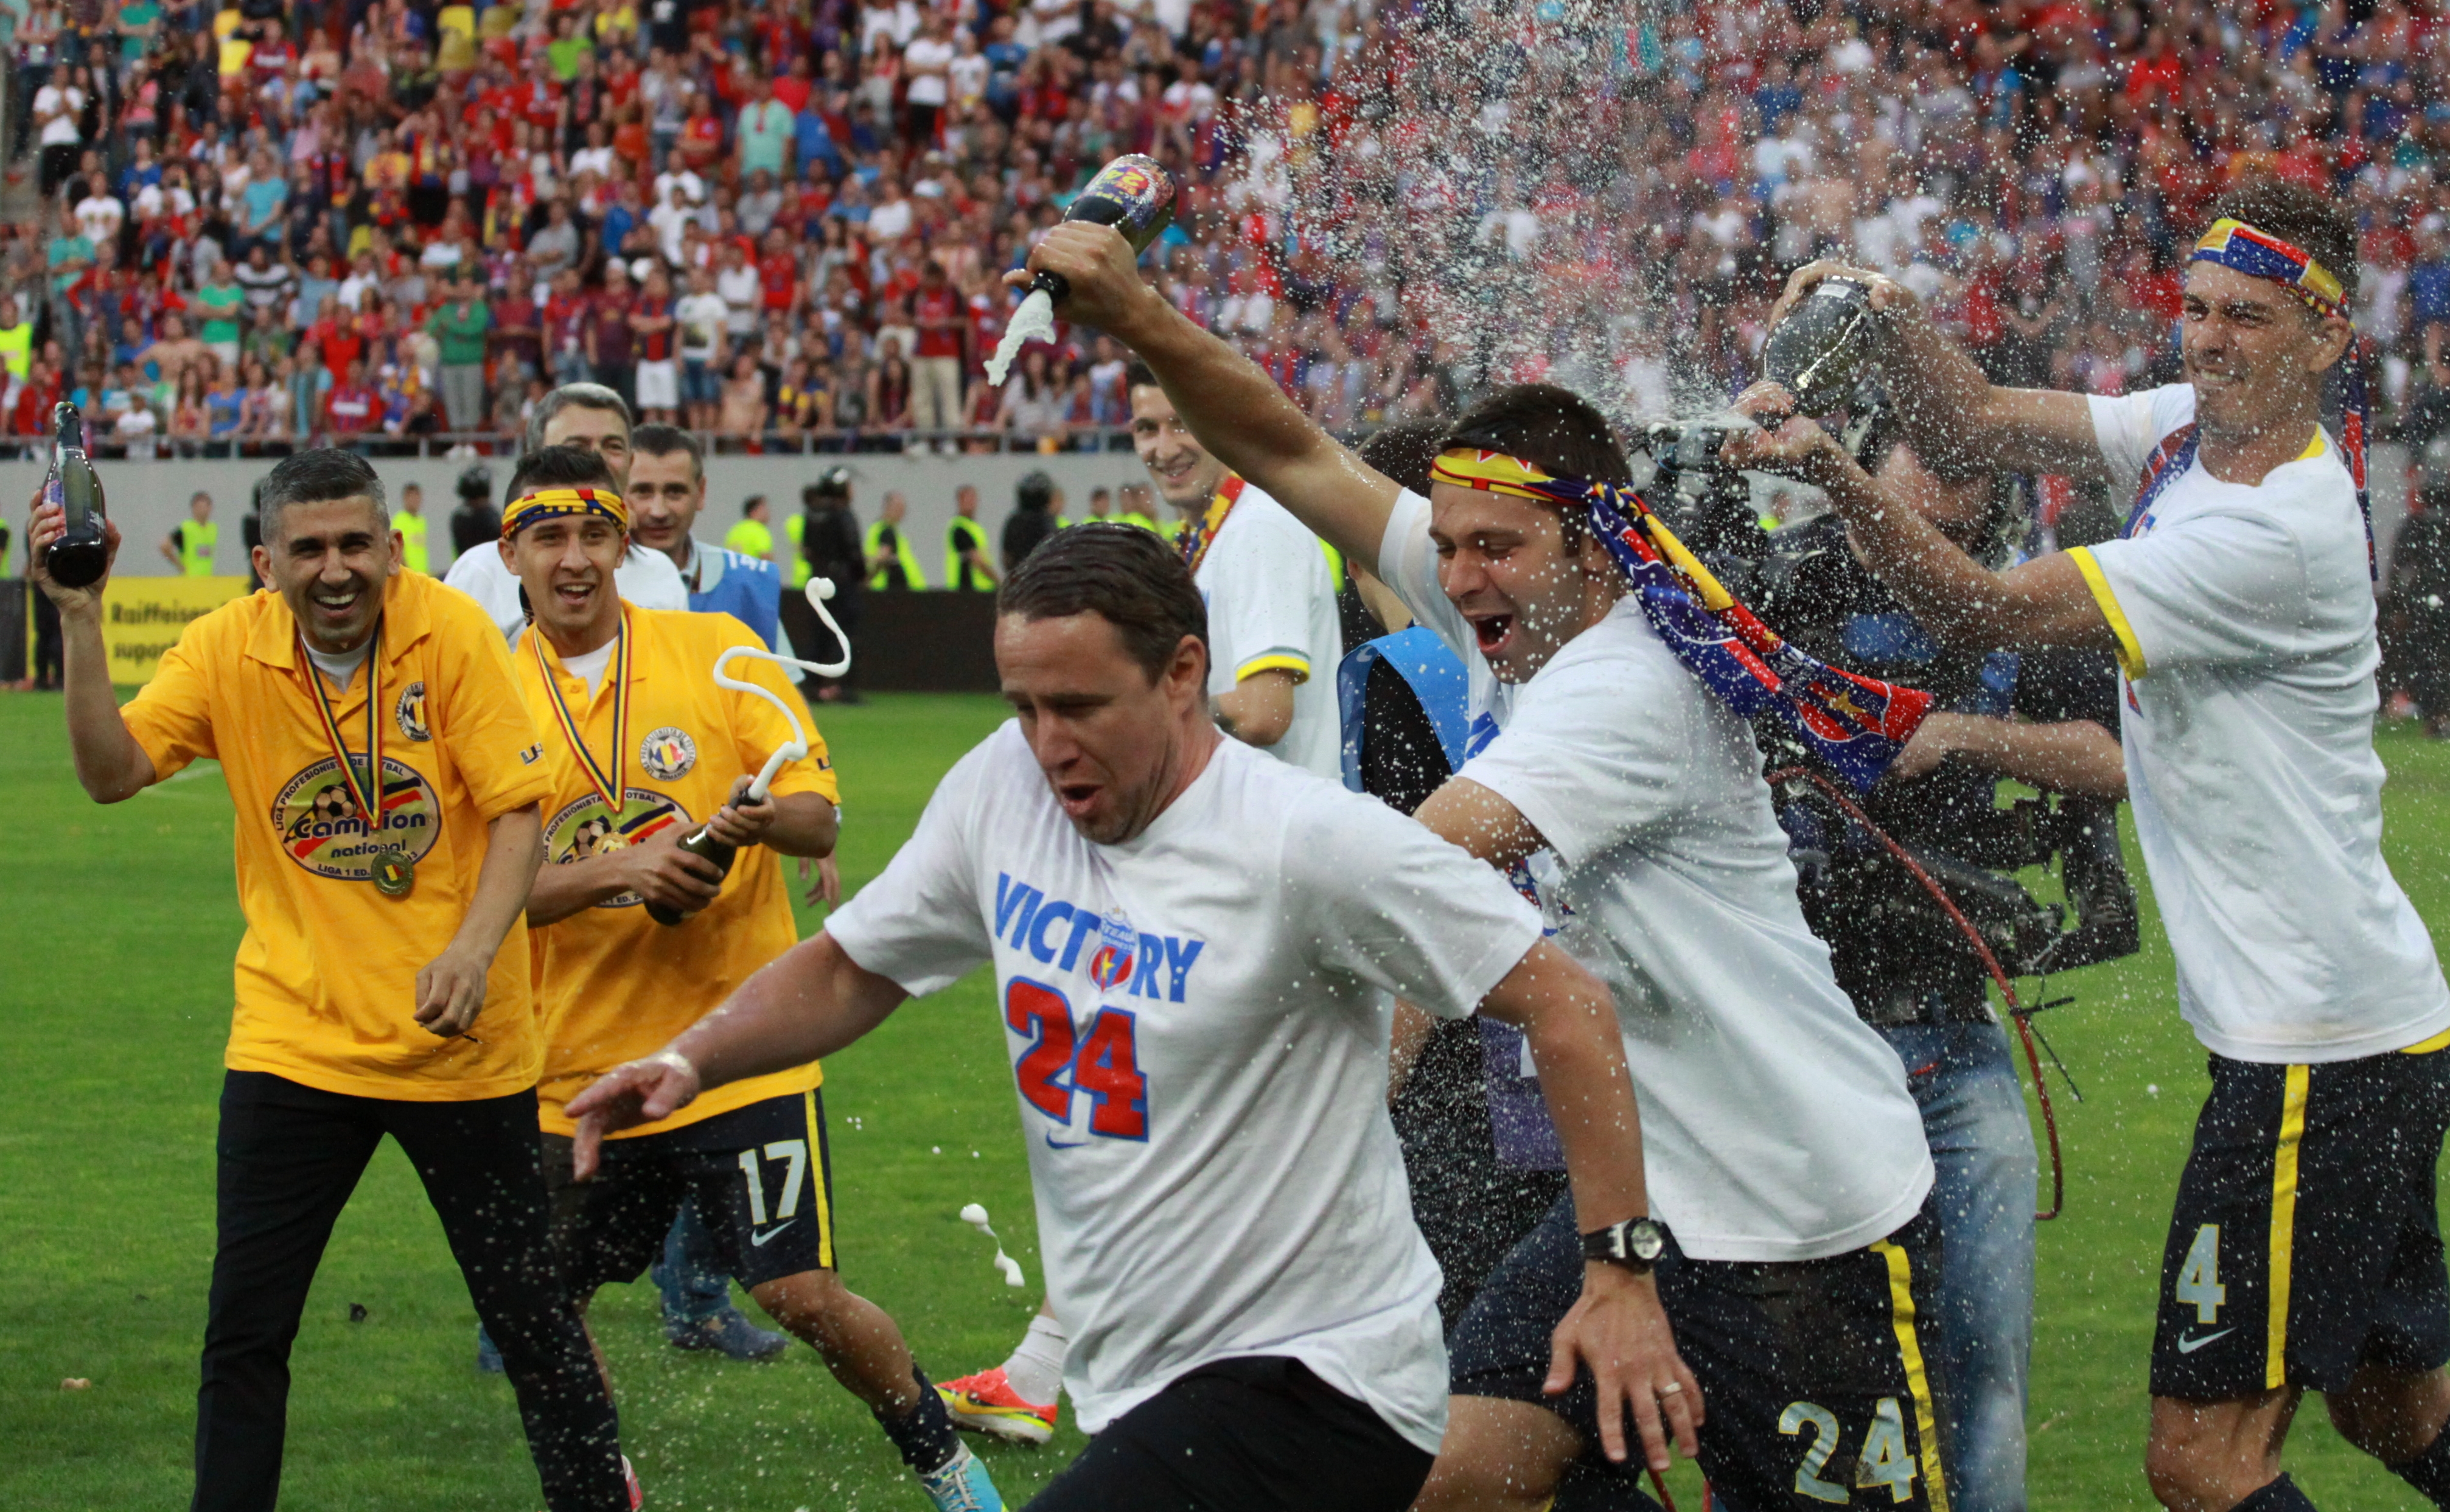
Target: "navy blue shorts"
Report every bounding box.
[2151,1041,2450,1399]
[1451,1193,1950,1511]
[543,1090,837,1295]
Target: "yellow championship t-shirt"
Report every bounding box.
[512,607,840,1139]
[120,571,555,1100]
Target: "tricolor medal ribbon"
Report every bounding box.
[533,610,632,821]
[301,617,415,897]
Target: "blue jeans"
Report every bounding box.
[652,1199,732,1326]
[1880,1019,2036,1512]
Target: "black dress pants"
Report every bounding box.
[195,1071,626,1512]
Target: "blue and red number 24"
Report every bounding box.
[1005,978,1149,1141]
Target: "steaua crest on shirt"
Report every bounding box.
[393,681,431,742]
[545,789,693,909]
[272,756,441,883]
[639,725,697,781]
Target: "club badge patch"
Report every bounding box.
[640,726,697,781]
[1087,911,1138,991]
[544,789,693,908]
[394,681,431,741]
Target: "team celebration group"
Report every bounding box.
[29,172,2450,1512]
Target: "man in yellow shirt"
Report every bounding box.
[497,446,1005,1512]
[27,448,631,1512]
[396,480,431,573]
[158,489,218,575]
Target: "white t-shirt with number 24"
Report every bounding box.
[826,726,1544,1451]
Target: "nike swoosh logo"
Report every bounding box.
[1044,1134,1088,1149]
[749,1220,797,1247]
[2177,1328,2234,1354]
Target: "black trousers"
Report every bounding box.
[196,1071,626,1512]
[32,584,61,688]
[1025,1357,1433,1512]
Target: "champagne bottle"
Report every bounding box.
[985,155,1179,385]
[1030,154,1178,304]
[644,823,737,927]
[1762,275,1879,416]
[43,402,108,588]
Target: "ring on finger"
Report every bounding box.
[1655,1381,1683,1397]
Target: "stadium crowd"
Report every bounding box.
[0,0,2445,458]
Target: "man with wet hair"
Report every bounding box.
[568,523,1686,1512]
[1017,222,1948,1511]
[1739,180,2450,1512]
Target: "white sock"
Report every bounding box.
[1000,1312,1068,1404]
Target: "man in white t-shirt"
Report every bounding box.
[567,524,1697,1512]
[1131,359,1342,777]
[443,385,689,639]
[1737,181,2450,1512]
[73,188,123,249]
[1019,221,1946,1512]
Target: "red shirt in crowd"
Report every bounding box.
[324,380,377,434]
[913,284,963,359]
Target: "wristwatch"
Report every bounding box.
[1582,1217,1670,1275]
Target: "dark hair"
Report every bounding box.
[631,423,705,481]
[742,495,768,516]
[1124,358,1159,393]
[1358,415,1454,495]
[1016,470,1054,513]
[2200,179,2360,307]
[455,461,493,501]
[1442,383,1628,483]
[999,523,1207,682]
[259,448,386,541]
[525,382,632,451]
[508,443,619,503]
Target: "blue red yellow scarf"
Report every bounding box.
[1431,448,1933,792]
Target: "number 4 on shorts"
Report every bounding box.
[2176,1224,2225,1323]
[1780,1398,1917,1503]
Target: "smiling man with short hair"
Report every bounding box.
[27,447,630,1512]
[495,446,999,1511]
[1737,181,2450,1512]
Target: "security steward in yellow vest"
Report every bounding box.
[943,484,996,590]
[397,486,431,573]
[163,491,220,576]
[862,495,926,590]
[27,447,630,1512]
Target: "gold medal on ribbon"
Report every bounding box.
[302,618,411,897]
[534,611,632,820]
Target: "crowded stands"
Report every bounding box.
[0,0,2445,458]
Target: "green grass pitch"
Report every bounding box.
[4,689,2449,1510]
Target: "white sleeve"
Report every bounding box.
[1454,628,1694,865]
[825,733,1002,997]
[1209,500,1333,683]
[2087,383,2197,492]
[2071,511,2310,675]
[617,543,693,611]
[442,546,525,641]
[1282,783,1543,1019]
[1375,487,1473,661]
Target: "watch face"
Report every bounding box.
[1628,1222,1667,1262]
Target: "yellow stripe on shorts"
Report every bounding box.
[805,1090,836,1270]
[2267,1064,2309,1391]
[2401,1026,2450,1054]
[1871,1238,1952,1512]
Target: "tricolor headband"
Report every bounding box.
[502,486,629,538]
[2191,217,2349,322]
[1431,448,1566,502]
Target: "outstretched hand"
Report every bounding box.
[1547,1264,1703,1472]
[567,1051,702,1179]
[1718,382,1850,489]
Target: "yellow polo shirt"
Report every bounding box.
[512,606,839,1139]
[120,571,554,1100]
